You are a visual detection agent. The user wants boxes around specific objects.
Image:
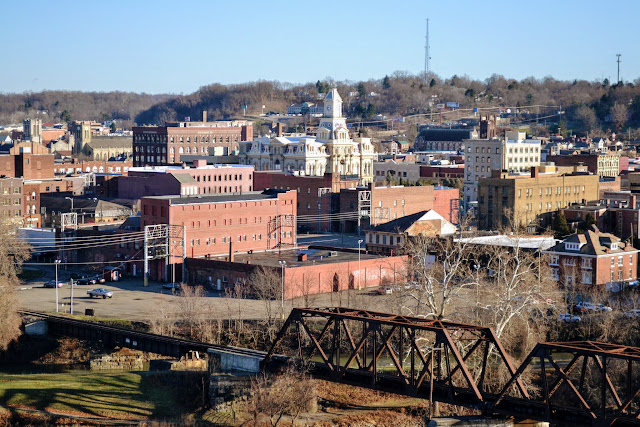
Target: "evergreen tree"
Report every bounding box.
[110,121,117,133]
[357,82,366,97]
[382,75,391,90]
[584,213,596,230]
[553,211,571,238]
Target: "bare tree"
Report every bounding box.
[247,363,316,427]
[175,285,207,340]
[248,266,283,343]
[611,103,629,132]
[402,233,478,320]
[1,221,30,350]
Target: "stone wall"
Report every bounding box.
[90,353,145,370]
[209,374,254,410]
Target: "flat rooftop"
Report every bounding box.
[143,189,286,204]
[455,235,557,251]
[212,247,390,268]
[129,164,251,173]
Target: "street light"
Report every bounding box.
[279,260,286,320]
[64,197,74,212]
[54,259,61,313]
[357,239,363,290]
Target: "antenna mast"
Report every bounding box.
[424,18,430,83]
[616,53,621,84]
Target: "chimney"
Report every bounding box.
[229,241,234,262]
[202,111,207,122]
[531,166,539,178]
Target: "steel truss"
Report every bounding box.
[491,341,640,425]
[262,307,526,410]
[263,308,640,426]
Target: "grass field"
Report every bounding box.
[0,371,183,420]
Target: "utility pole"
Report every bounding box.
[424,18,431,84]
[616,54,621,84]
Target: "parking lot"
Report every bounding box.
[16,267,400,322]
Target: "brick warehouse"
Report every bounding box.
[140,189,296,280]
[338,184,460,232]
[185,247,408,299]
[253,171,361,232]
[132,113,252,166]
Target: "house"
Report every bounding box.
[543,229,639,291]
[365,210,457,255]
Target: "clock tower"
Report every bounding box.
[317,88,348,143]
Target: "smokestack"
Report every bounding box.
[229,241,234,262]
[202,111,207,123]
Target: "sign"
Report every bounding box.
[436,104,445,109]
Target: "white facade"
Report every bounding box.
[240,89,375,185]
[463,136,541,204]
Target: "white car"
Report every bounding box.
[87,288,113,299]
[595,304,612,312]
[559,313,581,323]
[624,309,640,318]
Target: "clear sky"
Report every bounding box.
[3,0,638,94]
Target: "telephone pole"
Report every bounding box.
[424,18,430,84]
[616,54,621,84]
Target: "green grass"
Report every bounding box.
[0,371,183,420]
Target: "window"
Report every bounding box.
[581,271,592,284]
[549,255,559,266]
[611,257,615,267]
[631,255,634,265]
[619,256,623,266]
[581,258,591,269]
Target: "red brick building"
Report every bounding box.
[543,229,639,290]
[253,171,361,232]
[140,189,296,280]
[185,248,408,298]
[339,184,460,232]
[419,164,465,179]
[119,161,253,199]
[132,115,253,166]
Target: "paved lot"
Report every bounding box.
[17,266,397,322]
[298,232,366,249]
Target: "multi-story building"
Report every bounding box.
[463,132,542,207]
[544,230,638,290]
[239,89,375,185]
[373,159,421,183]
[414,128,477,152]
[477,165,600,230]
[23,118,42,143]
[547,153,625,178]
[140,189,297,280]
[0,178,24,224]
[339,184,460,232]
[132,113,253,166]
[118,161,253,199]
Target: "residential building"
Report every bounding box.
[544,229,639,290]
[239,89,375,185]
[477,166,600,230]
[118,161,254,199]
[132,113,253,166]
[140,189,296,280]
[365,210,457,255]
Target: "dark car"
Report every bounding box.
[76,278,91,286]
[162,282,181,291]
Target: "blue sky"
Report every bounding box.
[3,0,638,94]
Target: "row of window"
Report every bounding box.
[549,254,633,267]
[134,135,237,144]
[518,186,586,197]
[189,231,292,246]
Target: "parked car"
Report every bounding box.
[162,282,181,291]
[93,276,106,284]
[625,309,640,318]
[376,286,393,295]
[559,313,581,323]
[595,304,612,312]
[573,302,595,313]
[76,277,91,286]
[87,288,113,298]
[44,280,65,288]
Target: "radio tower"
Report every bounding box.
[616,54,621,84]
[424,18,430,83]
